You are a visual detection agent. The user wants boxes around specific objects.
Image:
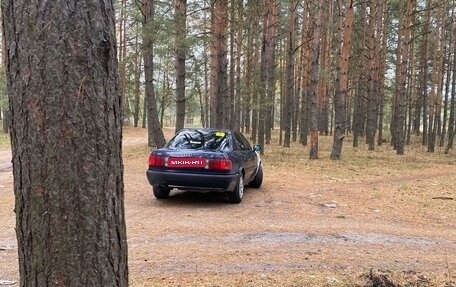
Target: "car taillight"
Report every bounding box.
[208,159,232,171]
[149,155,165,167]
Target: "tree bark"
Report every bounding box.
[229,0,236,130]
[142,0,166,148]
[331,0,354,160]
[133,27,142,128]
[365,1,378,151]
[309,0,324,159]
[283,0,297,148]
[396,0,415,155]
[210,0,228,128]
[440,34,452,147]
[352,2,367,148]
[243,0,262,134]
[251,35,259,143]
[2,109,9,133]
[299,9,310,147]
[142,92,147,128]
[317,1,332,137]
[1,16,8,133]
[258,0,276,154]
[445,129,456,154]
[175,0,187,133]
[377,1,388,146]
[427,1,446,153]
[118,0,127,123]
[234,0,243,132]
[2,1,128,285]
[420,0,431,146]
[447,4,456,152]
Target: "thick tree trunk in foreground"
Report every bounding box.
[2,1,128,286]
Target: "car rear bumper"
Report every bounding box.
[146,170,239,192]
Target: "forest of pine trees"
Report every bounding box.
[1,0,456,157]
[0,1,455,284]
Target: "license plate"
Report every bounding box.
[167,157,206,168]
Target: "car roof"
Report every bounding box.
[178,128,232,134]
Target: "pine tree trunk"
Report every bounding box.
[421,0,431,146]
[244,16,253,133]
[175,0,187,133]
[352,2,366,148]
[427,2,446,153]
[265,1,277,144]
[196,76,206,127]
[299,10,310,147]
[396,0,415,155]
[447,9,456,152]
[133,29,141,128]
[234,0,243,132]
[243,1,262,134]
[377,1,388,146]
[257,0,276,153]
[279,39,284,145]
[331,0,354,160]
[118,0,129,124]
[445,130,456,154]
[440,41,452,147]
[365,1,378,151]
[2,109,9,133]
[142,0,166,147]
[309,0,324,159]
[283,0,297,148]
[210,0,228,128]
[318,2,332,137]
[406,9,416,146]
[142,93,147,128]
[1,19,8,133]
[229,0,236,130]
[2,1,128,285]
[251,37,259,143]
[203,15,210,129]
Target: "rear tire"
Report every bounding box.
[229,175,244,204]
[153,186,170,199]
[249,165,263,188]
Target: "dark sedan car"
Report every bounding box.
[146,128,263,203]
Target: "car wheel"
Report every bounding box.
[229,175,244,204]
[153,186,170,199]
[249,164,263,188]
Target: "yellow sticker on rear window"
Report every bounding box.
[215,132,225,137]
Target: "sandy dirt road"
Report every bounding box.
[0,150,11,171]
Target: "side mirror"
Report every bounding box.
[253,144,262,151]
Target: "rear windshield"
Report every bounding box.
[166,129,229,151]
